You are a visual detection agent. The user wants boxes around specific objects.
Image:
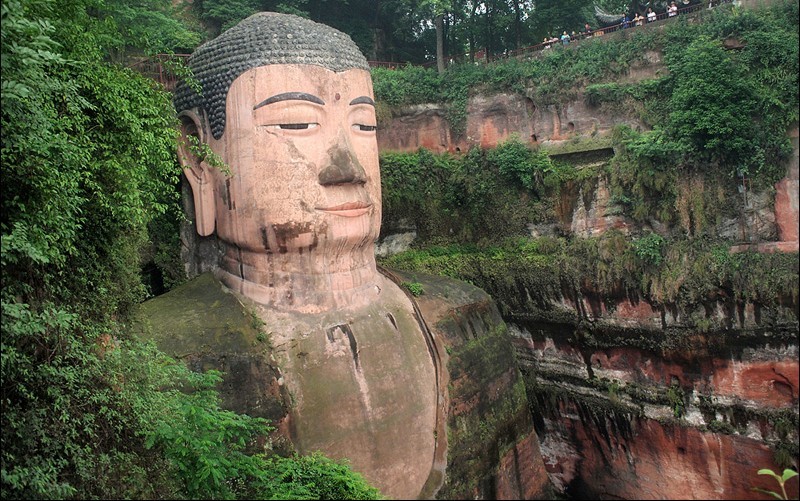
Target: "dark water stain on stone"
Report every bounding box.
[272,222,313,254]
[224,179,233,210]
[260,226,270,251]
[269,221,322,254]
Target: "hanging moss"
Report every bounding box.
[380,234,799,350]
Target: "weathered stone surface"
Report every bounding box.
[134,272,290,427]
[251,271,438,500]
[510,318,799,500]
[537,405,798,500]
[377,98,799,252]
[570,176,633,238]
[377,105,452,153]
[389,270,553,500]
[775,128,799,245]
[377,92,645,154]
[375,230,417,257]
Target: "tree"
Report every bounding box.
[1,1,384,498]
[530,0,593,41]
[419,0,452,72]
[667,35,758,174]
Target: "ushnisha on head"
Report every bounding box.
[176,12,383,312]
[174,12,369,139]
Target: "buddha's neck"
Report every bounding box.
[215,244,382,313]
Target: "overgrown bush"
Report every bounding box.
[379,234,799,319]
[379,140,551,243]
[1,1,383,499]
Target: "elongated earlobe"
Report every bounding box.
[178,111,216,236]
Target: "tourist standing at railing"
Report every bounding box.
[634,12,644,26]
[647,7,657,22]
[668,2,678,17]
[622,13,630,28]
[561,31,570,45]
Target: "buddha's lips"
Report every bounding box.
[316,201,372,217]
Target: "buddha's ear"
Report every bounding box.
[178,110,216,237]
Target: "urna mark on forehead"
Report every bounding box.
[174,11,370,140]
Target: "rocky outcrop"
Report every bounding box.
[389,269,553,499]
[509,313,798,500]
[375,98,798,500]
[491,262,799,500]
[377,92,645,155]
[377,95,799,256]
[731,127,800,254]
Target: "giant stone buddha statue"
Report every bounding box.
[137,12,550,500]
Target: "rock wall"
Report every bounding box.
[376,66,799,254]
[377,92,644,156]
[508,309,798,500]
[375,71,799,499]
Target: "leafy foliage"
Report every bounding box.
[667,36,757,172]
[401,281,425,296]
[2,1,382,499]
[380,233,799,322]
[379,141,551,243]
[192,0,261,35]
[753,468,799,501]
[632,232,665,266]
[259,452,383,500]
[487,135,553,190]
[99,0,204,58]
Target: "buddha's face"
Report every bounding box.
[204,64,381,257]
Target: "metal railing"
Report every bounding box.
[432,1,710,67]
[130,1,725,86]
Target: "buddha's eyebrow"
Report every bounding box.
[349,96,375,106]
[253,92,325,110]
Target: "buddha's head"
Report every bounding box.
[175,13,382,307]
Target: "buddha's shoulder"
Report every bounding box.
[133,272,261,355]
[380,268,502,330]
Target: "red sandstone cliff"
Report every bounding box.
[376,71,799,500]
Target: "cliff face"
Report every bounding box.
[378,92,799,250]
[509,314,797,499]
[376,73,799,498]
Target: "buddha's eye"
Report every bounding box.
[353,124,377,132]
[274,123,318,130]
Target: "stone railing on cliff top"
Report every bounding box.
[422,0,713,68]
[130,0,727,88]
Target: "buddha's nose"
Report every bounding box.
[318,138,367,186]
